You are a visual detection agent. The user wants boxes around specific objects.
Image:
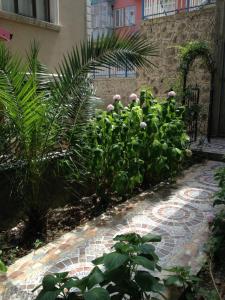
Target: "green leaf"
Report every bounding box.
[132,256,155,271]
[139,243,155,254]
[164,275,183,287]
[113,242,138,254]
[84,287,110,300]
[141,233,162,243]
[35,290,62,300]
[113,233,142,244]
[92,255,105,266]
[103,252,129,271]
[0,260,7,273]
[55,272,69,280]
[87,267,105,289]
[135,271,164,292]
[42,275,58,291]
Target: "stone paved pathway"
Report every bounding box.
[0,160,224,300]
[191,137,225,156]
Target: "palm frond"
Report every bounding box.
[52,32,157,128]
[0,43,55,161]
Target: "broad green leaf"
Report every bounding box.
[87,267,105,289]
[35,290,62,300]
[132,256,155,271]
[84,287,110,300]
[103,252,129,271]
[55,272,69,280]
[92,255,105,266]
[42,275,58,291]
[135,271,164,292]
[113,233,142,244]
[141,233,162,243]
[164,275,183,287]
[139,243,155,254]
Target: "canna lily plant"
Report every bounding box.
[0,33,157,239]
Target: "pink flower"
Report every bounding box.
[107,104,114,112]
[129,93,138,101]
[206,212,215,224]
[113,94,121,101]
[140,122,147,129]
[168,91,176,97]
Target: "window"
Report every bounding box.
[125,6,136,26]
[114,8,125,28]
[114,6,136,28]
[1,0,51,22]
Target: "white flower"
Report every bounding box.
[140,122,147,129]
[113,94,121,101]
[129,93,138,101]
[185,149,192,157]
[107,104,114,112]
[206,212,215,224]
[168,90,176,97]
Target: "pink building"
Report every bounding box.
[91,0,142,38]
[113,0,142,34]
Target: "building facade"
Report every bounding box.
[113,0,142,34]
[91,0,214,37]
[0,0,90,70]
[91,0,142,36]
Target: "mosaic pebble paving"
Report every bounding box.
[0,160,224,300]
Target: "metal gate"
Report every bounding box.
[184,85,200,142]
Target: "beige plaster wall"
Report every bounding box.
[0,0,87,71]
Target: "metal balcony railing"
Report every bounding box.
[92,66,136,79]
[144,0,216,19]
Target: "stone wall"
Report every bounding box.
[94,77,139,107]
[94,5,216,118]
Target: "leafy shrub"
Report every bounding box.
[83,90,190,197]
[34,232,165,300]
[207,209,225,261]
[209,167,225,257]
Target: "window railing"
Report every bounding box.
[144,0,216,19]
[92,66,136,79]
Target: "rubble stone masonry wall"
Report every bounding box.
[94,5,216,114]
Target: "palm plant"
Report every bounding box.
[0,32,157,240]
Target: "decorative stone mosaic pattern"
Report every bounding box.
[0,160,224,300]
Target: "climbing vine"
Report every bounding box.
[178,41,215,141]
[179,41,215,94]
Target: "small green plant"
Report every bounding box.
[34,239,44,250]
[0,250,7,273]
[164,266,200,298]
[34,232,166,300]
